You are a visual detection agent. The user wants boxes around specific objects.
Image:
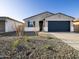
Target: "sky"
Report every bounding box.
[0,0,79,21]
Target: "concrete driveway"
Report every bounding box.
[48,32,79,50]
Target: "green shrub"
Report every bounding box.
[11,39,20,49]
[24,36,30,42]
[43,45,52,50]
[47,36,53,39]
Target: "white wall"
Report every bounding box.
[5,19,22,32]
[24,27,39,31]
[43,21,48,31]
[70,21,74,32]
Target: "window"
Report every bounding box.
[28,21,35,27]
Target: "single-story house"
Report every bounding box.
[23,11,75,32]
[0,17,23,33]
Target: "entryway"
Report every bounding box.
[39,21,43,31]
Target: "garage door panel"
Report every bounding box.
[48,21,70,32]
[0,21,5,32]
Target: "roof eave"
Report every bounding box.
[23,11,54,21]
[56,13,75,19]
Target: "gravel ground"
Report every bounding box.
[0,36,79,59]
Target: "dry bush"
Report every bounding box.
[13,22,25,39]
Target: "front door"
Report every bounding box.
[39,21,43,31]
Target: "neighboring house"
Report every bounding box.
[0,17,23,33]
[23,11,75,32]
[73,19,79,32]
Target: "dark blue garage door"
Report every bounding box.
[48,21,70,32]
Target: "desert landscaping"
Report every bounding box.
[0,34,79,59]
